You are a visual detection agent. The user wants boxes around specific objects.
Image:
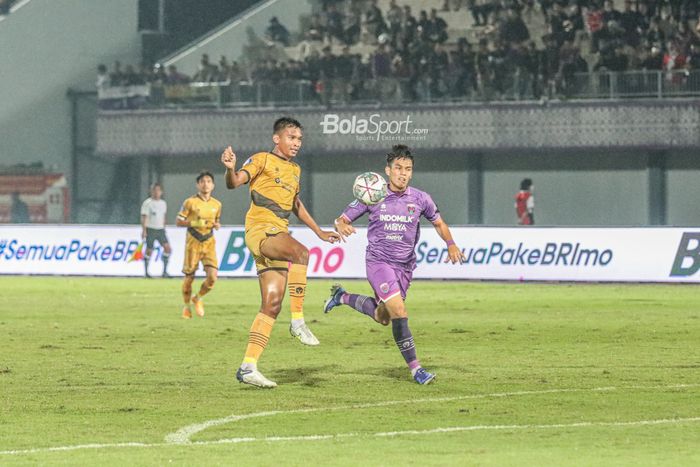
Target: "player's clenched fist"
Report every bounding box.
[221,146,236,169]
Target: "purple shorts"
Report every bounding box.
[366,261,413,302]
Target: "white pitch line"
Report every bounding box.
[3,417,700,456]
[165,383,700,444]
[2,383,698,456]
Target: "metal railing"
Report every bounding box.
[97,70,700,110]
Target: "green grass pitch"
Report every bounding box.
[1,276,699,466]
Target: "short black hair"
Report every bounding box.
[150,182,162,189]
[197,171,214,183]
[273,116,303,134]
[520,178,533,190]
[386,144,414,166]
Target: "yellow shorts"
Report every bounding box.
[182,236,218,275]
[244,223,289,274]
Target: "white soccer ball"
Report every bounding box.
[353,172,387,206]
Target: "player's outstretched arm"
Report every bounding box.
[293,196,341,243]
[220,146,249,189]
[432,218,466,264]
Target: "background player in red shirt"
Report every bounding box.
[515,178,534,225]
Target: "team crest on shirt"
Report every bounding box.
[380,203,386,211]
[380,282,390,294]
[275,178,281,184]
[407,204,416,215]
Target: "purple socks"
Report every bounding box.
[391,317,420,372]
[341,293,378,320]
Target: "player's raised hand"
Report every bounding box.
[446,244,466,265]
[221,146,236,169]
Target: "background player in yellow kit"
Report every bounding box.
[176,171,222,319]
[221,117,340,388]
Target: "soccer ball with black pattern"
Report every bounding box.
[352,172,387,206]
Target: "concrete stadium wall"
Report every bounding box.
[667,153,700,226]
[0,0,140,176]
[153,148,700,228]
[95,101,700,226]
[482,152,650,226]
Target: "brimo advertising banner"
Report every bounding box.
[1,225,699,282]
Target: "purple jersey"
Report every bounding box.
[342,186,441,270]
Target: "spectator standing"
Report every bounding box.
[386,0,403,47]
[398,5,417,51]
[364,0,386,42]
[372,43,392,78]
[663,41,687,83]
[501,7,530,45]
[427,8,449,43]
[452,38,477,98]
[687,43,700,69]
[307,14,325,42]
[96,64,110,92]
[266,17,290,46]
[324,4,345,44]
[166,65,190,84]
[110,61,125,87]
[620,0,643,46]
[319,46,337,105]
[192,54,218,83]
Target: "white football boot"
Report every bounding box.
[289,323,320,346]
[236,367,277,388]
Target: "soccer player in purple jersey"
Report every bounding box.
[324,144,466,384]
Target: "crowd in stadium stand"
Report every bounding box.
[98,0,700,103]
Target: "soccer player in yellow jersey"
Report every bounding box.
[221,116,341,388]
[176,171,222,319]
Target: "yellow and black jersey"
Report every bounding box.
[177,194,222,241]
[240,152,300,231]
